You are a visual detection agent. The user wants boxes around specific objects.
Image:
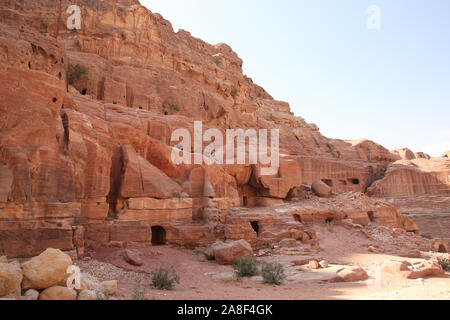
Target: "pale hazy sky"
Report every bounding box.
[141,0,450,156]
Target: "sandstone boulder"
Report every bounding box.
[279,239,297,248]
[333,266,368,282]
[21,248,73,290]
[39,286,77,300]
[101,280,118,296]
[77,290,98,300]
[122,249,143,266]
[311,181,332,198]
[309,260,319,270]
[0,261,23,297]
[209,240,254,265]
[381,259,445,279]
[23,289,39,301]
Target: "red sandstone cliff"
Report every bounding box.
[0,0,447,257]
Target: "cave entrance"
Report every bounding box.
[438,244,447,253]
[243,196,248,207]
[293,214,302,224]
[368,211,376,223]
[151,226,166,246]
[81,88,87,95]
[349,178,360,185]
[250,221,259,236]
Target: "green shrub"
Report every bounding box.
[151,266,180,290]
[375,167,387,181]
[168,102,180,112]
[133,279,147,300]
[438,257,450,271]
[233,257,258,277]
[68,64,87,84]
[262,263,285,285]
[194,247,206,255]
[326,219,334,233]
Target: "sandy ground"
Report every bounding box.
[76,226,450,300]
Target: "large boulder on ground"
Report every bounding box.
[39,286,77,300]
[381,259,445,279]
[311,180,332,198]
[122,249,143,266]
[0,261,23,297]
[332,266,368,282]
[208,240,254,265]
[21,248,73,290]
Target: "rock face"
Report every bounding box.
[368,158,450,197]
[21,249,72,290]
[0,0,446,257]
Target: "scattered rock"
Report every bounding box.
[301,233,310,244]
[279,239,297,248]
[305,229,317,240]
[0,261,23,297]
[21,248,73,290]
[333,266,369,282]
[368,246,378,253]
[77,289,98,300]
[101,280,118,296]
[309,260,319,270]
[311,181,332,198]
[122,249,143,266]
[319,260,329,268]
[381,259,444,279]
[39,286,77,300]
[23,289,39,301]
[209,240,254,265]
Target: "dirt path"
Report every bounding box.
[76,226,450,300]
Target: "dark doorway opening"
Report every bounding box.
[243,196,248,207]
[325,218,334,224]
[293,214,302,223]
[368,211,376,222]
[250,221,259,236]
[81,88,87,95]
[151,226,166,246]
[349,178,360,185]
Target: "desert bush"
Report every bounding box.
[168,102,180,112]
[438,257,450,271]
[233,257,258,277]
[133,279,147,300]
[326,219,334,232]
[262,263,285,285]
[194,247,206,255]
[151,266,180,290]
